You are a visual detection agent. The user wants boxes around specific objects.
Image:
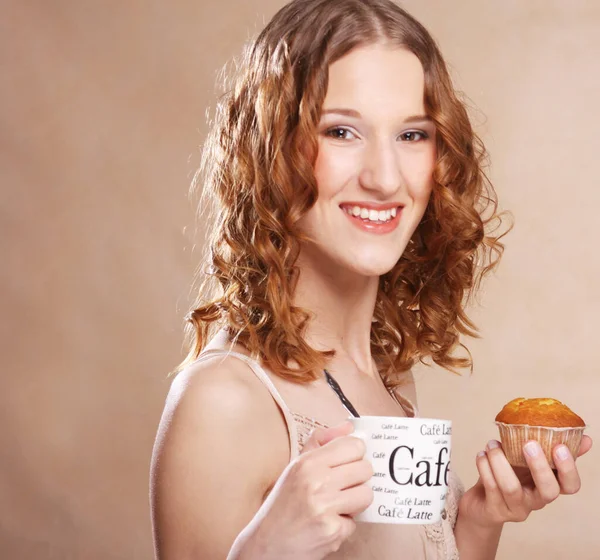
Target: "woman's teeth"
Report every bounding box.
[344,205,397,222]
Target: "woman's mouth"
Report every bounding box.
[339,203,403,233]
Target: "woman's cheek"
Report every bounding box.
[314,145,360,196]
[404,154,436,200]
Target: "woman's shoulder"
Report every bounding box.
[150,347,291,557]
[151,351,291,510]
[166,350,288,449]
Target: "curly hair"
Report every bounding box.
[180,0,510,386]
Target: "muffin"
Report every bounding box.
[495,398,586,468]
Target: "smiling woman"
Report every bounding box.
[149,1,590,560]
[181,1,506,384]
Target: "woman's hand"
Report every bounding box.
[458,435,593,529]
[230,421,374,560]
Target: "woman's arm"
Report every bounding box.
[454,514,503,560]
[150,356,290,560]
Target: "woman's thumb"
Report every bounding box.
[301,420,354,453]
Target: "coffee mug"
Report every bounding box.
[349,416,452,524]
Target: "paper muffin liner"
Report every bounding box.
[495,422,586,468]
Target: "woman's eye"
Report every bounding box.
[400,130,429,142]
[326,127,355,140]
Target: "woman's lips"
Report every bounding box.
[341,205,403,234]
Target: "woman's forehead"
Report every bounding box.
[323,45,426,120]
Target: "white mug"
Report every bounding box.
[349,416,452,525]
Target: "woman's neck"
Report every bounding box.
[293,257,379,376]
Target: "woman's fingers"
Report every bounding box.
[338,514,358,541]
[333,483,374,515]
[301,421,355,453]
[476,451,501,498]
[485,440,526,512]
[332,459,374,491]
[317,435,367,468]
[469,436,589,526]
[522,441,561,506]
[576,435,593,457]
[552,445,582,495]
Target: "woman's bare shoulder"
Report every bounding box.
[150,354,291,559]
[158,352,290,467]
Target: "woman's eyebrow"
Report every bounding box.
[321,108,362,118]
[321,108,433,125]
[403,114,433,125]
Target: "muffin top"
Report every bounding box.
[495,397,585,427]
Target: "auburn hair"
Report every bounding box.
[180,0,510,387]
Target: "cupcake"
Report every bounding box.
[495,398,586,468]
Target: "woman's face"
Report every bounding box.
[298,43,436,278]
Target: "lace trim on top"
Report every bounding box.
[291,412,329,449]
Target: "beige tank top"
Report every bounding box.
[198,350,464,560]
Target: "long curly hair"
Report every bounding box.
[180,0,510,386]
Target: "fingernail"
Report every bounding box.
[524,441,540,457]
[555,445,570,461]
[487,440,500,450]
[477,450,486,458]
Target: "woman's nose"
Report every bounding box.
[358,138,403,197]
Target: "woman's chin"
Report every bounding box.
[341,256,400,278]
[300,245,400,280]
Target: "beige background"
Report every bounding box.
[1,1,598,559]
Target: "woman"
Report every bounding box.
[150,1,591,558]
